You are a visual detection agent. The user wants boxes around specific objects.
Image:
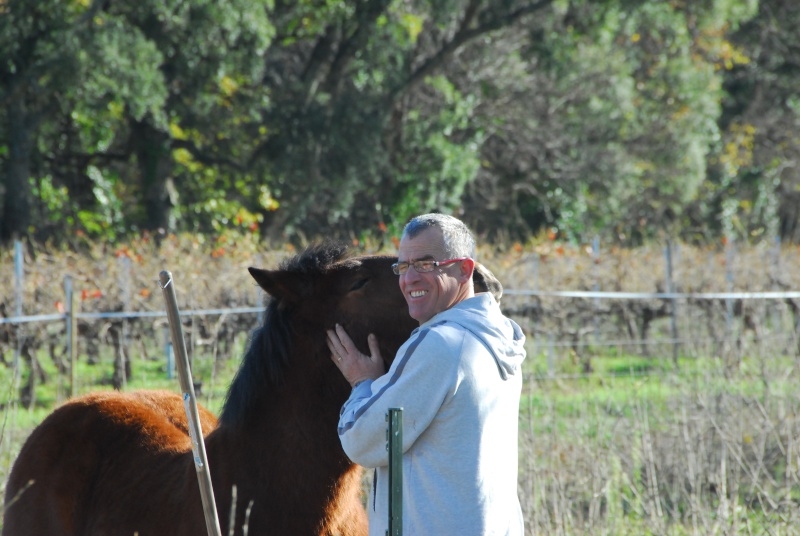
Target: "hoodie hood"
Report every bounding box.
[423,292,526,379]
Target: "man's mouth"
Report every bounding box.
[409,290,428,298]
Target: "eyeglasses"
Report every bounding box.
[391,258,468,275]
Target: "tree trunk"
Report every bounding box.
[2,100,34,241]
[130,119,173,232]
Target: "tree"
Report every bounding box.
[0,0,109,240]
[460,0,758,244]
[103,0,273,234]
[247,0,557,240]
[0,0,273,242]
[4,0,796,247]
[687,0,800,243]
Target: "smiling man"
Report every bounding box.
[327,213,527,536]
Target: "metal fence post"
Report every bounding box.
[665,240,680,366]
[725,238,735,351]
[159,270,222,536]
[13,240,24,388]
[119,255,132,388]
[64,276,79,398]
[386,407,403,536]
[592,235,601,345]
[13,240,23,318]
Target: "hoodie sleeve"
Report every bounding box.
[337,326,462,468]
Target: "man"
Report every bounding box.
[326,213,527,535]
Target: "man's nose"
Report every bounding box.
[403,266,422,282]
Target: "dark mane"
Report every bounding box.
[219,242,351,426]
[281,241,351,274]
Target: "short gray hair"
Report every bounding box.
[402,213,476,259]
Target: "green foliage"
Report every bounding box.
[387,76,482,223]
[474,1,740,242]
[2,0,797,248]
[689,0,800,243]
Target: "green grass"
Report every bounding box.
[3,337,800,534]
[0,339,245,431]
[516,340,800,534]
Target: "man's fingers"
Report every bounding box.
[367,333,382,362]
[329,325,381,379]
[326,330,346,364]
[326,331,338,353]
[334,323,355,352]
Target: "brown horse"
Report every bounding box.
[3,243,501,536]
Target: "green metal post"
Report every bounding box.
[386,407,403,536]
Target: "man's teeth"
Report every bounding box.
[410,290,427,298]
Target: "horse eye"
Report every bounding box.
[349,278,369,291]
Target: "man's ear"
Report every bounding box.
[459,258,475,283]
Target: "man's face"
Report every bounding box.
[397,227,472,324]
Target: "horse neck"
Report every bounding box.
[207,343,355,490]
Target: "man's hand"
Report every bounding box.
[326,324,384,387]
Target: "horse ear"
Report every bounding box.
[473,262,503,303]
[248,267,308,303]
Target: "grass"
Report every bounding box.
[2,333,800,534]
[518,338,800,535]
[5,232,800,533]
[0,336,247,487]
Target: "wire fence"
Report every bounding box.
[4,284,800,383]
[502,286,800,379]
[3,238,800,395]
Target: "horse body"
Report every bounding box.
[3,244,501,535]
[3,390,214,535]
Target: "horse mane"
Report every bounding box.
[219,242,351,427]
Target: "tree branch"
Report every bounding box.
[321,0,392,97]
[171,139,245,171]
[386,0,554,105]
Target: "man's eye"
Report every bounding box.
[418,261,435,270]
[393,263,409,274]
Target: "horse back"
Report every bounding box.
[3,390,217,536]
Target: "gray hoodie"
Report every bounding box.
[338,292,526,536]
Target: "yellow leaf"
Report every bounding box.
[219,75,239,97]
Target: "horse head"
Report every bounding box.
[247,244,415,384]
[243,242,504,389]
